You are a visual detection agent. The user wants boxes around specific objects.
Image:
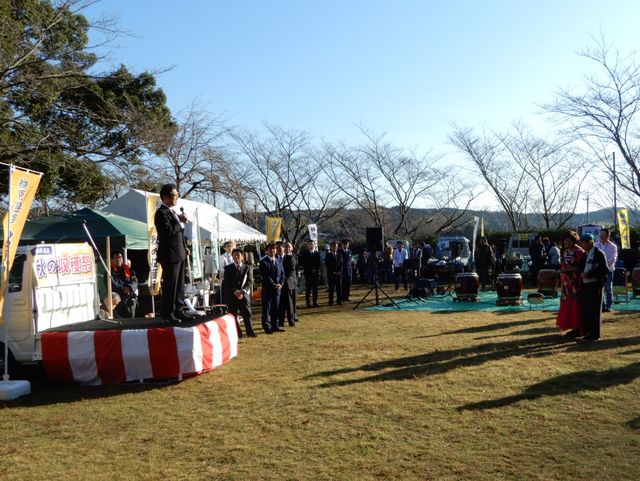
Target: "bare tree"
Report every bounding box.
[450,125,532,231]
[498,122,586,228]
[545,35,640,201]
[326,128,462,236]
[228,124,347,247]
[324,139,388,230]
[145,103,229,199]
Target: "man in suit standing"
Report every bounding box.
[339,239,353,302]
[325,242,343,306]
[279,241,298,327]
[578,233,609,342]
[259,242,285,334]
[154,183,190,324]
[223,248,256,338]
[300,240,321,307]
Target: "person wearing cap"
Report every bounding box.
[556,231,585,337]
[578,233,609,342]
[595,227,618,312]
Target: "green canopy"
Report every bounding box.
[10,208,149,250]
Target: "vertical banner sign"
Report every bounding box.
[0,166,42,323]
[145,193,163,296]
[471,216,479,264]
[480,217,485,238]
[191,208,203,279]
[308,224,318,242]
[617,208,630,249]
[266,216,282,242]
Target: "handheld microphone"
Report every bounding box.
[180,207,185,214]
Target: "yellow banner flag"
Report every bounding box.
[480,217,484,238]
[617,208,631,250]
[1,166,42,324]
[266,216,283,242]
[146,193,163,296]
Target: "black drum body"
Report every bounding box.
[496,273,524,306]
[454,272,480,302]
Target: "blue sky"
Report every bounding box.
[86,1,640,209]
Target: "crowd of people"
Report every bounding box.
[103,183,618,345]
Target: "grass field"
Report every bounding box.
[1,287,639,481]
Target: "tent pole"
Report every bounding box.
[106,237,113,319]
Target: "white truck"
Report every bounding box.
[435,235,471,268]
[1,243,100,373]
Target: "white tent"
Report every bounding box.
[104,189,266,243]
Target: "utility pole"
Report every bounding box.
[584,193,590,224]
[613,152,618,231]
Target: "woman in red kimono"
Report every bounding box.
[556,231,585,336]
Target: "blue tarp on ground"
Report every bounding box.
[366,289,640,313]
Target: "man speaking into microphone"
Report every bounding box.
[154,183,191,324]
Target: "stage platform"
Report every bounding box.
[40,314,238,385]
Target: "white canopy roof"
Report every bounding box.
[104,189,266,243]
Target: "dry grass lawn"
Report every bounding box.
[1,286,639,481]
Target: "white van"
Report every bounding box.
[435,236,471,267]
[1,243,100,371]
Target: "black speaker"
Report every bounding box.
[366,227,383,251]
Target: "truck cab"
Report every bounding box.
[1,243,99,367]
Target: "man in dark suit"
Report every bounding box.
[339,239,353,302]
[325,241,343,306]
[578,233,609,342]
[279,241,298,327]
[259,242,285,334]
[154,183,190,324]
[300,240,321,307]
[222,248,256,338]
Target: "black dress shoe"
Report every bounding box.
[564,329,581,338]
[306,302,312,308]
[163,314,181,325]
[312,303,319,307]
[273,327,286,332]
[288,322,296,327]
[247,332,258,338]
[581,336,600,342]
[264,329,273,335]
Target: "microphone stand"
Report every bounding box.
[82,222,119,324]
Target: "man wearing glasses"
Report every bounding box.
[154,183,191,324]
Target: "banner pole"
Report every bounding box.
[2,165,13,381]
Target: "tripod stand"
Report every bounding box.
[353,273,400,310]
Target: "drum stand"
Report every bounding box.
[432,264,455,298]
[353,274,400,310]
[404,267,428,303]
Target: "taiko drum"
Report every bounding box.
[496,273,524,306]
[537,269,559,298]
[454,272,480,301]
[632,267,640,296]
